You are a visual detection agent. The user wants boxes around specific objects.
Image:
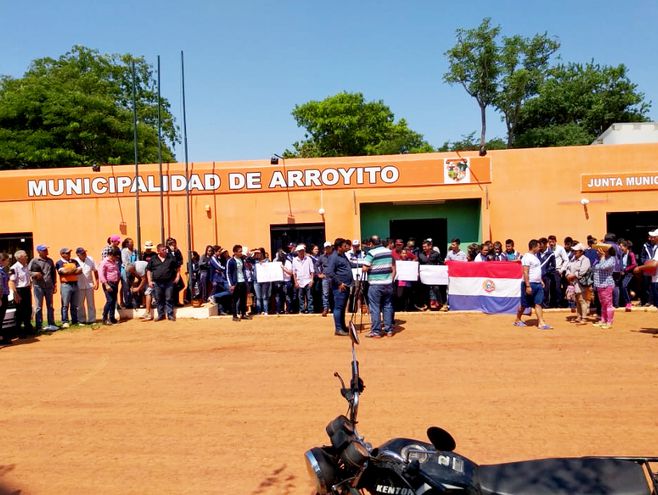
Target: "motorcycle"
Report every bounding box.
[305,322,658,495]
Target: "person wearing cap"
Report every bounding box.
[99,248,122,325]
[74,247,99,325]
[55,248,82,328]
[102,235,121,260]
[634,229,658,308]
[9,250,34,337]
[317,242,334,316]
[565,243,592,325]
[292,243,315,314]
[28,245,59,332]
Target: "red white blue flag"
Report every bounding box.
[447,261,523,314]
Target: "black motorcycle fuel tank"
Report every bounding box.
[369,438,479,493]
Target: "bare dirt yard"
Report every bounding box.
[1,309,657,494]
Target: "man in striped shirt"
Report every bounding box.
[362,235,396,338]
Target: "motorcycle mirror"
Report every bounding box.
[427,427,456,452]
[349,321,360,345]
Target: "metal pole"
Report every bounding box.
[157,55,165,245]
[181,51,193,298]
[131,60,142,256]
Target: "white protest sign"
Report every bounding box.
[419,265,449,285]
[255,261,284,283]
[395,260,419,282]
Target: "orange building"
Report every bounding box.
[0,143,656,272]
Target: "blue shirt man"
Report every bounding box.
[324,238,353,337]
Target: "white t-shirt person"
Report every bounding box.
[521,253,542,283]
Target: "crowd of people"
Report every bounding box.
[0,228,656,344]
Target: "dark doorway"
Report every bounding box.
[389,218,447,255]
[0,232,34,262]
[606,211,657,256]
[270,223,326,259]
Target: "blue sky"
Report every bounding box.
[2,0,657,162]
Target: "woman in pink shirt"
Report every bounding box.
[99,248,121,325]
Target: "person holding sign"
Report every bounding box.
[362,235,396,338]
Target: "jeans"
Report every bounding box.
[297,285,313,313]
[254,282,271,314]
[77,287,97,323]
[274,281,292,313]
[321,278,331,310]
[60,282,79,324]
[332,287,350,332]
[102,282,119,321]
[618,273,634,306]
[33,285,56,329]
[368,283,394,335]
[154,280,174,319]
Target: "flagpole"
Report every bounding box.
[131,60,142,255]
[157,55,165,245]
[181,50,193,299]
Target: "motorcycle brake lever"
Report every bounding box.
[334,371,347,389]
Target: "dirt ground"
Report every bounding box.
[0,309,657,494]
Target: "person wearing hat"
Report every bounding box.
[142,241,156,263]
[317,242,334,316]
[74,247,99,325]
[593,245,618,329]
[565,243,592,325]
[292,243,314,314]
[27,245,59,332]
[55,248,82,328]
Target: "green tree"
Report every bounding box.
[444,18,559,150]
[0,45,178,169]
[437,131,507,152]
[495,33,559,146]
[285,92,433,157]
[514,62,651,147]
[443,18,500,153]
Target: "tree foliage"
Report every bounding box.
[285,92,433,158]
[444,18,559,149]
[438,132,507,152]
[0,45,178,169]
[514,62,651,147]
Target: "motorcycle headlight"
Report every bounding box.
[305,447,339,495]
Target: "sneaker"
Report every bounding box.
[334,329,349,337]
[538,324,553,330]
[600,324,611,329]
[262,312,268,316]
[61,322,70,329]
[592,322,604,327]
[103,320,113,326]
[365,332,382,339]
[44,325,59,332]
[513,321,527,327]
[385,331,394,337]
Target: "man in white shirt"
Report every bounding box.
[74,247,99,324]
[9,250,34,337]
[292,244,314,313]
[513,239,552,330]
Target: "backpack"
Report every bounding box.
[578,268,594,287]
